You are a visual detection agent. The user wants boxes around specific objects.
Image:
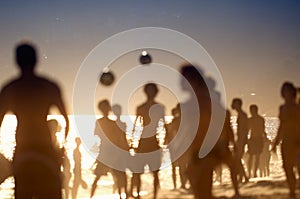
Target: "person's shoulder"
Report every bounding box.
[240,110,248,119]
[278,104,286,113]
[259,114,265,120]
[0,77,24,98]
[1,76,21,90]
[36,75,60,88]
[136,103,147,112]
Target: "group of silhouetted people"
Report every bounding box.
[0,42,300,199]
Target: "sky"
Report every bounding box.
[0,0,300,116]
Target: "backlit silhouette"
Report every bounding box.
[131,83,166,199]
[0,43,69,199]
[272,82,300,198]
[247,104,266,178]
[231,98,249,183]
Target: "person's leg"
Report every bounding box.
[171,164,177,189]
[90,175,100,198]
[236,143,248,182]
[72,178,80,199]
[131,173,141,198]
[282,146,297,198]
[247,154,253,178]
[179,165,187,189]
[187,158,214,199]
[64,174,71,199]
[224,154,240,196]
[121,172,128,199]
[253,154,260,178]
[153,170,159,199]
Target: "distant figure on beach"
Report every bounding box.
[47,119,62,150]
[130,83,166,199]
[272,82,300,198]
[90,100,114,198]
[111,104,130,199]
[164,103,188,190]
[0,43,69,198]
[247,105,266,178]
[47,119,71,199]
[72,137,87,199]
[231,98,249,183]
[258,136,271,177]
[61,147,71,199]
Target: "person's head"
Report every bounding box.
[112,104,122,117]
[75,137,81,146]
[172,103,181,116]
[250,104,258,116]
[144,83,158,99]
[171,107,177,117]
[281,82,296,102]
[231,98,242,110]
[180,65,207,96]
[47,119,62,134]
[15,43,37,73]
[98,99,111,116]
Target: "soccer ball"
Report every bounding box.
[99,71,115,86]
[139,51,152,65]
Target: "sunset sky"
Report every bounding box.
[0,1,300,116]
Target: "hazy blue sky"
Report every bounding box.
[0,1,300,116]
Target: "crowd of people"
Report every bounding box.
[0,42,300,199]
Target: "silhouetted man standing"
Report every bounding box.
[231,98,249,183]
[0,43,69,199]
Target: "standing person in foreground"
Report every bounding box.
[179,65,212,199]
[131,83,166,199]
[0,43,69,199]
[231,98,249,183]
[272,82,300,198]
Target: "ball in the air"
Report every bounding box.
[139,51,152,65]
[100,71,115,86]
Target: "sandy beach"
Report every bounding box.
[0,163,296,199]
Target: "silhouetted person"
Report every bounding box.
[61,147,71,199]
[247,104,266,178]
[164,104,188,190]
[72,137,87,199]
[130,83,166,199]
[0,43,69,199]
[231,98,249,183]
[258,136,271,177]
[272,82,300,198]
[179,65,212,199]
[47,119,62,150]
[111,104,129,199]
[209,110,240,197]
[90,100,114,198]
[47,119,71,199]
